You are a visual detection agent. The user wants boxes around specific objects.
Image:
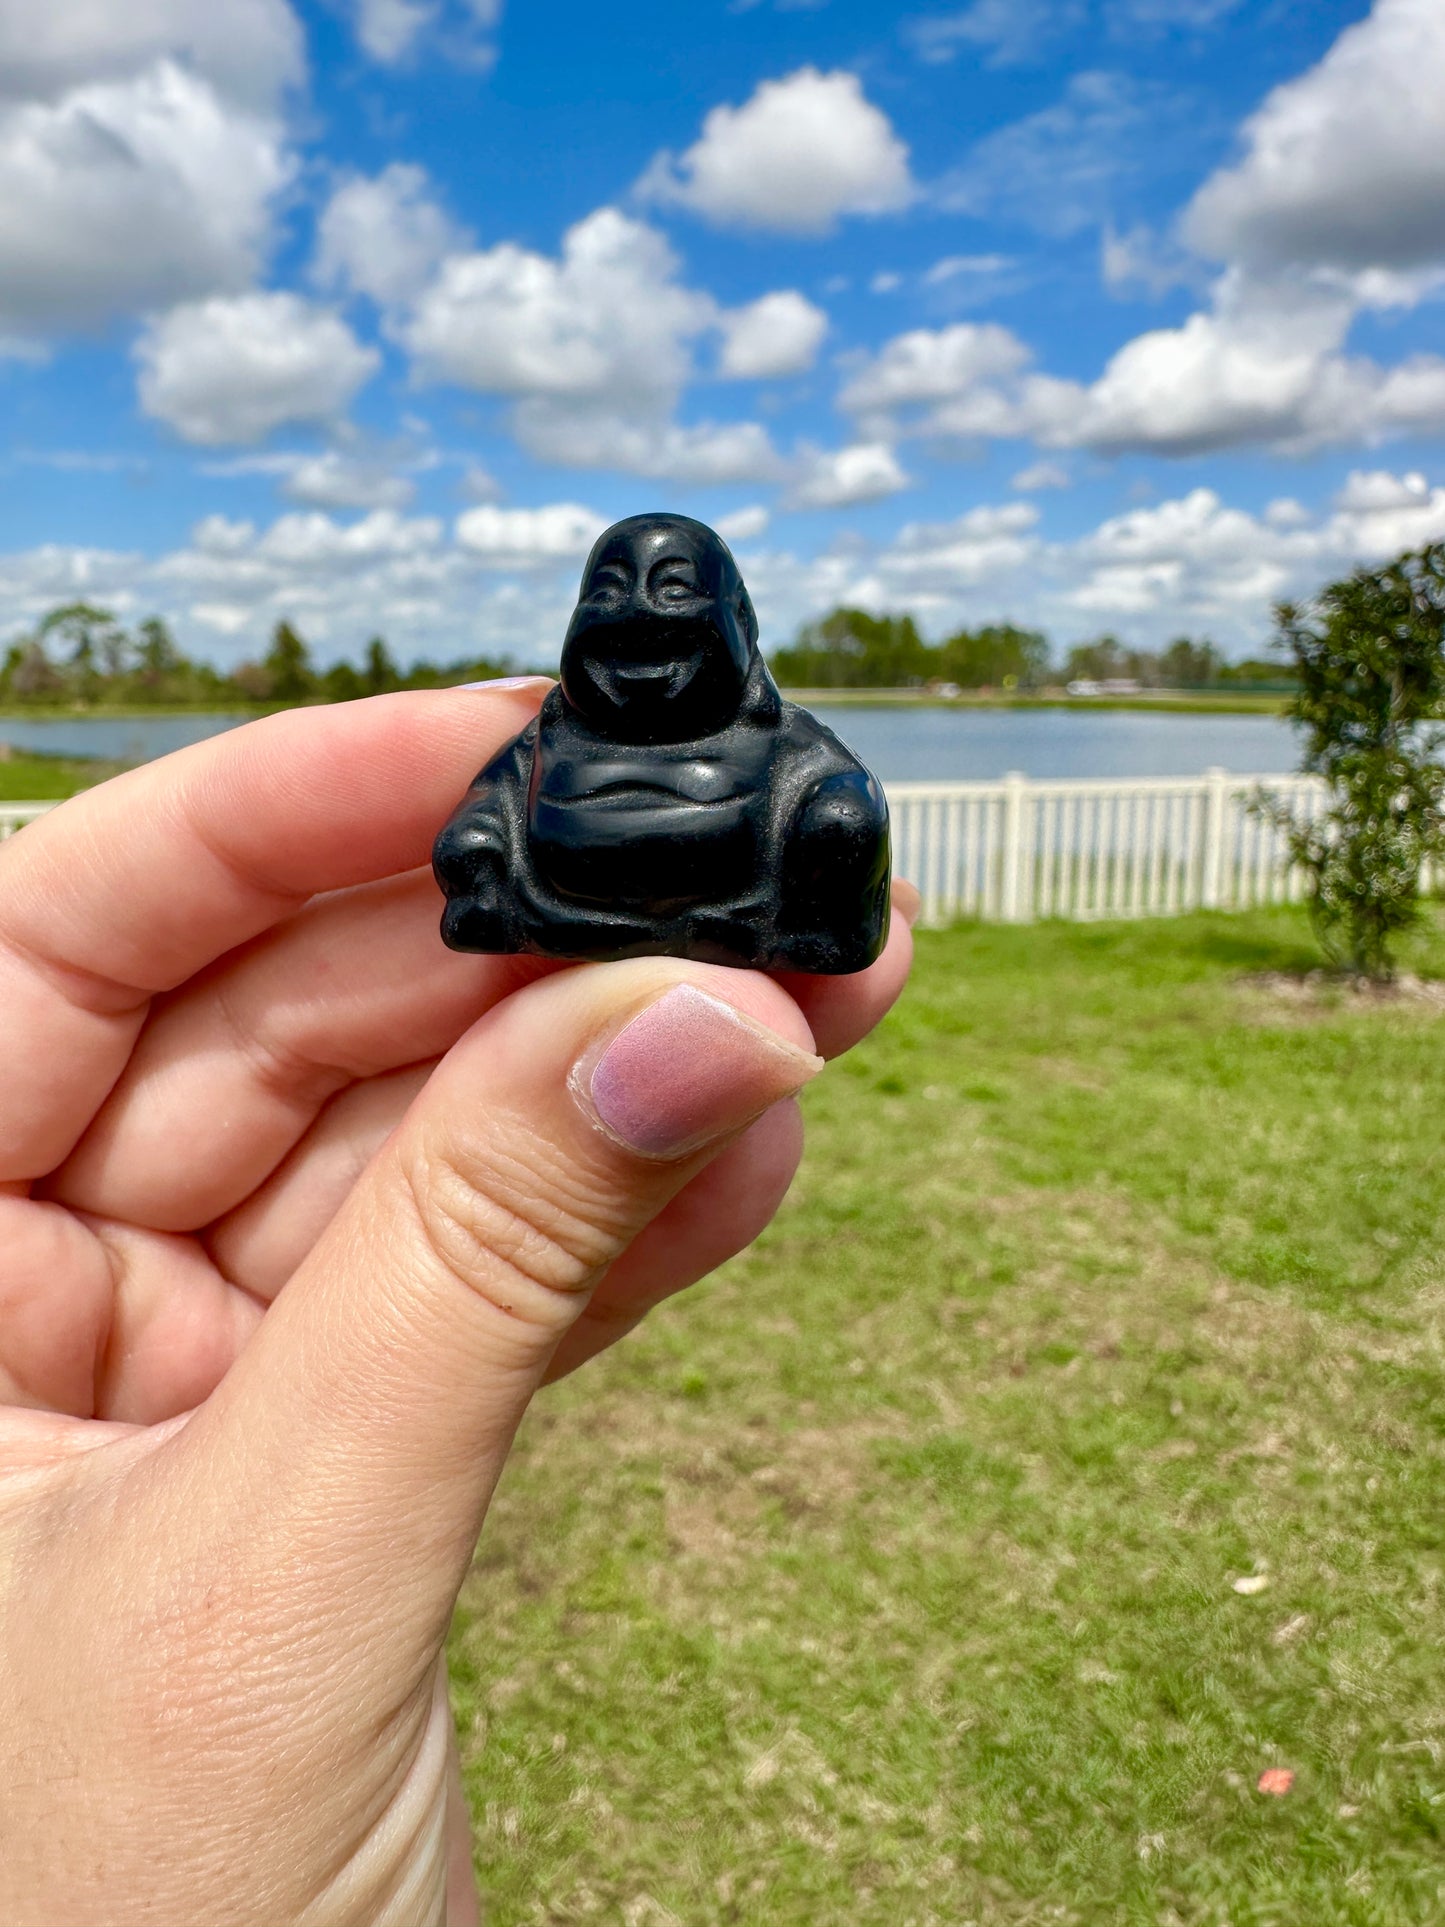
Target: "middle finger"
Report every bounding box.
[50,876,914,1232]
[47,870,554,1228]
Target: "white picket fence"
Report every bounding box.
[2,771,1332,926]
[0,802,51,841]
[888,769,1329,925]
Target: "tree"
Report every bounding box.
[262,621,316,705]
[1155,637,1224,688]
[1257,544,1445,979]
[938,623,1050,690]
[770,608,933,688]
[1063,636,1132,684]
[363,636,400,695]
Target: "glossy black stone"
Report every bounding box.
[433,513,891,974]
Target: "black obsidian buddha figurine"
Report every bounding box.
[433,513,891,974]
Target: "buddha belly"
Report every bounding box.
[529,791,760,910]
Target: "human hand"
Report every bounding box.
[0,685,914,1926]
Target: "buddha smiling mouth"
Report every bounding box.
[589,648,704,710]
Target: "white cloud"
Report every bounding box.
[315,164,469,308]
[838,322,1081,445]
[923,253,1015,286]
[789,443,910,509]
[841,322,1033,416]
[0,0,304,111]
[1101,223,1199,299]
[1185,0,1445,277]
[340,0,504,66]
[404,208,711,406]
[715,505,771,542]
[401,206,785,481]
[202,449,418,509]
[282,452,416,511]
[513,409,786,485]
[843,275,1445,460]
[454,503,605,567]
[905,1,1084,68]
[136,293,381,445]
[6,471,1445,666]
[881,502,1041,588]
[352,0,434,62]
[718,291,828,379]
[1063,274,1445,456]
[638,68,915,235]
[1012,461,1070,491]
[1327,466,1445,556]
[0,62,291,334]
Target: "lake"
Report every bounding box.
[0,705,1299,783]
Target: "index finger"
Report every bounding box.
[0,681,551,1182]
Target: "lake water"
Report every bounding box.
[0,705,1299,783]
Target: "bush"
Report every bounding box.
[1258,543,1445,979]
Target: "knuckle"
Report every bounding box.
[402,1128,619,1326]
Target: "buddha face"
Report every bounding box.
[560,515,757,744]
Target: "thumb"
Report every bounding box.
[175,959,821,1667]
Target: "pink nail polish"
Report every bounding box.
[577,984,821,1159]
[458,675,555,691]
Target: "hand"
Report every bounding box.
[0,684,914,1926]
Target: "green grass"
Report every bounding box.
[452,909,1445,1925]
[0,751,123,800]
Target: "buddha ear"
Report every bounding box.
[736,585,759,649]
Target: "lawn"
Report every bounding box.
[452,909,1445,1926]
[0,751,123,800]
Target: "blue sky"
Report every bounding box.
[0,0,1442,666]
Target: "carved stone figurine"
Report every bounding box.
[433,512,891,974]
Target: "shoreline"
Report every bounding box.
[0,689,1290,725]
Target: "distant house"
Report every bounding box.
[1067,677,1143,697]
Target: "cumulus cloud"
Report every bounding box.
[638,68,915,235]
[315,163,469,308]
[0,0,304,110]
[404,208,710,405]
[839,321,1079,445]
[1184,0,1445,277]
[715,505,771,542]
[788,442,910,509]
[136,293,381,445]
[454,503,605,566]
[842,281,1445,459]
[0,62,291,335]
[1064,274,1445,455]
[718,291,828,379]
[401,206,785,481]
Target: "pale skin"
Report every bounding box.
[0,682,916,1926]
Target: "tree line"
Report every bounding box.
[0,598,1290,711]
[0,604,515,710]
[769,608,1289,691]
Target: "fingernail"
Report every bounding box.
[575,984,822,1160]
[458,675,555,691]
